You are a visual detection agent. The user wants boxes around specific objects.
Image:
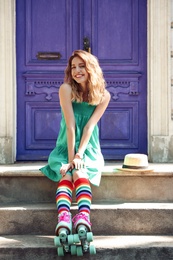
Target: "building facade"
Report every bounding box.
[0,0,172,164]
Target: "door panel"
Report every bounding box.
[16,0,147,160]
[92,0,138,65]
[25,0,74,66]
[26,102,61,149]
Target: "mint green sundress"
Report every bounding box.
[40,102,104,187]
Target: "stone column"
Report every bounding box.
[0,0,16,163]
[148,0,172,162]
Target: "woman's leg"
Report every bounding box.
[74,177,92,214]
[56,175,73,214]
[55,175,73,236]
[72,170,92,231]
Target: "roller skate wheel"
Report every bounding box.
[71,244,77,255]
[89,244,96,255]
[64,244,70,253]
[73,234,80,243]
[77,245,83,256]
[67,234,74,245]
[57,246,64,256]
[87,232,93,242]
[78,225,86,236]
[54,236,61,247]
[59,229,67,240]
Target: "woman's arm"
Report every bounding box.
[77,90,111,156]
[59,83,75,163]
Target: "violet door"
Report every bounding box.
[16,0,147,160]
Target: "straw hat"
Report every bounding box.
[116,153,153,172]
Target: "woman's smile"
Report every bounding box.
[71,56,88,87]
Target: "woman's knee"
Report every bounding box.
[59,174,72,183]
[72,169,88,182]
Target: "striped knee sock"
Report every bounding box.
[56,180,73,214]
[74,178,92,214]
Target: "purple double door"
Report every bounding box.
[16,0,147,160]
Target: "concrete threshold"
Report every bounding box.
[0,235,173,260]
[0,161,172,176]
[1,202,173,236]
[1,235,173,248]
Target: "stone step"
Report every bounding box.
[0,235,173,260]
[0,162,173,204]
[0,202,173,236]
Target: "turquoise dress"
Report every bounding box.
[40,102,104,187]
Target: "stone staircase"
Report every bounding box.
[0,162,173,260]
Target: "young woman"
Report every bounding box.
[40,50,110,241]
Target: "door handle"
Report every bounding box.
[83,37,91,53]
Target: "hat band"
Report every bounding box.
[122,164,148,169]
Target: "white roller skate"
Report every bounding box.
[72,212,96,256]
[54,211,74,256]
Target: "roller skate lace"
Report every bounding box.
[58,212,71,223]
[72,212,92,226]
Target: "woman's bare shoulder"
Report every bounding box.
[102,89,111,102]
[59,83,72,92]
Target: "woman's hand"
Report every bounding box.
[72,153,85,170]
[60,162,74,177]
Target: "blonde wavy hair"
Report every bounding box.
[64,50,106,105]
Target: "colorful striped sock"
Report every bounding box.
[74,178,92,214]
[56,180,73,214]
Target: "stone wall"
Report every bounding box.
[148,0,173,162]
[171,0,173,119]
[0,0,16,163]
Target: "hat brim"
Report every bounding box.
[116,167,154,172]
